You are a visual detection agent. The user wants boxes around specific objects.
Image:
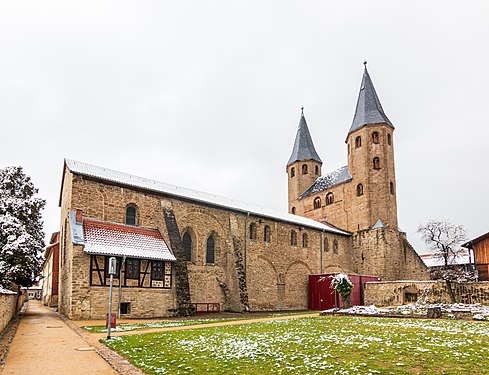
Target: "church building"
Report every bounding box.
[56,65,427,319]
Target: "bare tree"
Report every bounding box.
[418,220,468,303]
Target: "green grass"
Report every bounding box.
[102,316,489,374]
[83,311,315,333]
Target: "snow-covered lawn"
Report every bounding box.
[102,315,489,374]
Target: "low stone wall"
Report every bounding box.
[0,289,20,334]
[364,280,489,306]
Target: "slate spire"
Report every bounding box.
[348,63,394,134]
[287,108,322,166]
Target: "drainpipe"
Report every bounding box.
[320,229,325,274]
[117,256,125,318]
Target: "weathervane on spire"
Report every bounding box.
[301,106,304,115]
[363,60,367,66]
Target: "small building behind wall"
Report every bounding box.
[42,232,60,307]
[463,231,489,281]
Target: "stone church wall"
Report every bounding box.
[59,168,352,318]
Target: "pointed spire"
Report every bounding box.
[348,63,394,134]
[287,109,322,166]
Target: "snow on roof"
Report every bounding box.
[64,159,350,236]
[420,249,472,268]
[372,219,386,229]
[83,219,176,261]
[300,165,352,198]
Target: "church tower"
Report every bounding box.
[287,109,322,215]
[346,63,398,230]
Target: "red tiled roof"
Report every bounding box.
[83,219,175,261]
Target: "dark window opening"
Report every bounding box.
[373,157,381,170]
[152,261,164,280]
[313,197,321,209]
[182,232,192,261]
[125,205,137,226]
[264,225,271,243]
[315,165,319,175]
[390,181,395,195]
[326,192,334,205]
[249,223,257,240]
[302,233,308,248]
[291,207,296,214]
[355,136,361,148]
[120,302,131,315]
[333,240,339,254]
[206,236,215,264]
[302,164,308,174]
[372,131,379,144]
[290,230,297,246]
[126,258,140,279]
[290,167,295,177]
[324,237,329,252]
[357,183,364,196]
[387,133,392,146]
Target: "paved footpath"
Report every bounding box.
[1,300,117,375]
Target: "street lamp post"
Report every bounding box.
[107,257,117,340]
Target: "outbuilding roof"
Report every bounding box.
[300,165,352,198]
[63,159,350,236]
[83,218,176,261]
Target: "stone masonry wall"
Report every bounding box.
[0,290,18,334]
[60,170,352,317]
[365,280,489,306]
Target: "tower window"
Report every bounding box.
[290,230,297,246]
[264,225,271,243]
[373,157,381,170]
[355,136,362,148]
[206,235,215,264]
[249,223,257,240]
[302,233,308,248]
[182,232,192,261]
[372,132,379,144]
[125,205,137,226]
[302,164,308,174]
[390,181,395,195]
[357,183,364,196]
[290,167,295,177]
[324,237,329,252]
[315,165,319,175]
[387,133,392,146]
[326,192,334,205]
[291,207,296,214]
[333,240,339,254]
[313,197,321,209]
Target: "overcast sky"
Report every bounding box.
[1,1,488,254]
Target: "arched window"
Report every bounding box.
[355,136,361,148]
[249,223,257,240]
[125,205,137,226]
[290,167,295,177]
[302,233,308,248]
[313,197,321,209]
[315,165,319,175]
[302,164,308,174]
[291,207,296,214]
[357,183,364,196]
[206,236,215,264]
[182,232,192,261]
[387,133,392,146]
[324,237,329,252]
[326,192,334,205]
[372,131,379,144]
[373,157,381,170]
[290,230,297,246]
[264,225,271,243]
[333,239,339,254]
[390,181,395,195]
